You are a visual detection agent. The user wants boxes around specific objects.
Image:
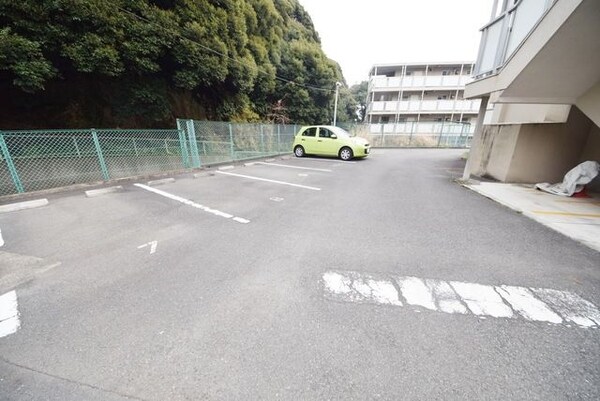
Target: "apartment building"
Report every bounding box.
[463,0,600,184]
[366,62,481,136]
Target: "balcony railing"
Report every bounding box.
[371,74,472,90]
[369,99,481,114]
[369,122,475,135]
[474,0,555,78]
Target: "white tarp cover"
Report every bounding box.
[535,161,600,197]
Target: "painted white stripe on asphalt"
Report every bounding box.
[496,286,562,324]
[255,162,332,172]
[0,228,4,247]
[215,171,321,191]
[532,288,600,328]
[426,279,467,314]
[323,271,402,306]
[396,277,436,310]
[134,184,250,223]
[322,271,600,329]
[0,290,20,338]
[294,158,356,164]
[323,271,351,295]
[450,282,514,318]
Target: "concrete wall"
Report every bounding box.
[579,124,600,192]
[467,106,599,184]
[506,107,592,182]
[576,81,600,127]
[489,103,571,125]
[466,124,519,180]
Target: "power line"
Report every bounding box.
[117,6,336,93]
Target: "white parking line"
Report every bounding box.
[0,228,4,247]
[323,270,600,328]
[255,162,332,172]
[293,158,356,164]
[0,290,20,338]
[215,171,321,191]
[134,183,250,223]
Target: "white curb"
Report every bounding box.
[85,186,123,198]
[147,178,175,186]
[0,199,49,213]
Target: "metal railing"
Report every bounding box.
[370,74,472,89]
[369,99,481,114]
[474,0,555,78]
[0,122,299,196]
[339,122,474,149]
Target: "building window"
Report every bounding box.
[381,116,390,123]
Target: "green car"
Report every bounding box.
[292,125,370,161]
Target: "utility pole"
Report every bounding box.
[333,81,342,126]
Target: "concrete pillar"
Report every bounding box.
[462,96,489,180]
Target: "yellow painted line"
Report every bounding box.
[531,210,600,218]
[554,199,600,205]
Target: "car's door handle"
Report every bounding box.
[301,139,305,141]
[317,140,322,142]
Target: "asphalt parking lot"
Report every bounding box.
[0,149,599,400]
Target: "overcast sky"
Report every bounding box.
[299,0,495,86]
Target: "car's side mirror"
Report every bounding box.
[330,134,337,139]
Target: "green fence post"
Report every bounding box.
[409,122,415,146]
[277,125,281,153]
[177,127,190,168]
[259,124,265,154]
[186,119,201,168]
[91,129,110,181]
[176,119,190,167]
[0,132,24,193]
[437,120,445,147]
[229,123,235,161]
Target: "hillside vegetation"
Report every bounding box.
[0,0,350,128]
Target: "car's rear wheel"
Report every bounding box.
[339,147,353,161]
[294,145,305,157]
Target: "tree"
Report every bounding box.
[0,0,344,128]
[349,81,369,122]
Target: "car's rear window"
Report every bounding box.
[302,127,317,137]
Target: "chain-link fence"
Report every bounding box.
[0,121,299,196]
[176,119,298,168]
[339,122,474,148]
[0,119,474,196]
[0,129,187,196]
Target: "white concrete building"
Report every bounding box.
[366,62,481,141]
[463,0,600,185]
